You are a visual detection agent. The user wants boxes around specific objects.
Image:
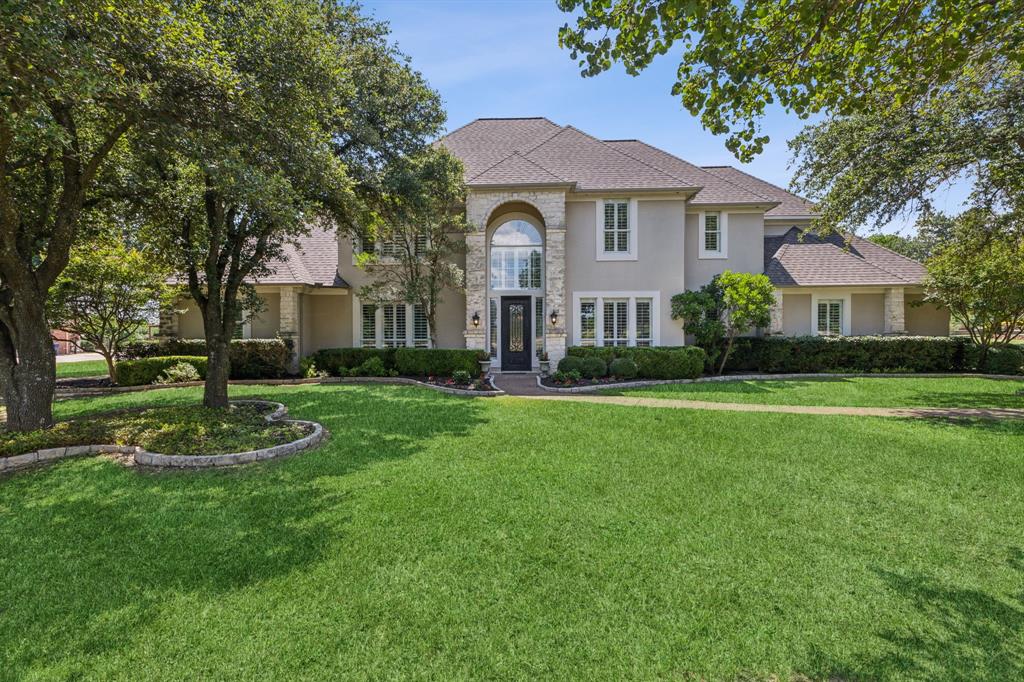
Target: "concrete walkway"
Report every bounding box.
[493,374,1024,420]
[55,352,104,363]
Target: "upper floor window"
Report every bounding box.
[490,219,543,290]
[698,211,727,259]
[597,199,637,261]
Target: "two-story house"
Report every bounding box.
[164,117,949,371]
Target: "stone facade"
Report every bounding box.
[883,287,906,334]
[157,306,179,340]
[464,188,568,364]
[769,290,785,335]
[278,286,301,370]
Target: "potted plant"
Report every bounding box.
[478,351,492,375]
[538,351,550,376]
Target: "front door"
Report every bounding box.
[500,296,532,371]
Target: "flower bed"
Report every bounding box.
[420,375,498,392]
[1,402,308,460]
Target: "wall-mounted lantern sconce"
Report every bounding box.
[549,309,559,327]
[472,311,481,327]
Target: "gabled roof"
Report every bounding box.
[603,140,767,204]
[257,226,347,287]
[440,118,700,193]
[764,227,925,287]
[702,166,816,218]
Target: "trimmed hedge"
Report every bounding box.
[609,357,638,380]
[394,348,484,377]
[312,347,486,378]
[723,336,1024,375]
[116,356,208,386]
[120,339,291,379]
[567,346,705,380]
[557,356,585,375]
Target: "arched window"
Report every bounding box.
[490,219,543,290]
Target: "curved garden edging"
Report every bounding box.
[0,400,325,474]
[535,371,1024,394]
[55,375,504,399]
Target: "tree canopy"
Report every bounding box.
[558,0,1024,162]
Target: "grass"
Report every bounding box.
[55,359,110,379]
[609,375,1024,409]
[1,384,1022,680]
[0,402,304,457]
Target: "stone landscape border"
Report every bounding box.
[536,372,1024,394]
[55,375,504,398]
[0,400,325,475]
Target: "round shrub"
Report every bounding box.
[609,357,638,380]
[115,356,207,386]
[580,356,607,379]
[557,355,585,374]
[351,356,389,377]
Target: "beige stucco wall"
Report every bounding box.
[851,293,884,335]
[564,199,686,346]
[684,211,765,290]
[905,293,950,336]
[177,300,205,338]
[782,293,812,336]
[304,293,350,353]
[250,292,281,338]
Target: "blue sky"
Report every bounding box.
[364,0,968,234]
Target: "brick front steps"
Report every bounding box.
[0,401,325,475]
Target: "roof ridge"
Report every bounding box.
[847,235,918,283]
[614,139,774,202]
[468,151,566,184]
[285,241,314,284]
[557,126,694,187]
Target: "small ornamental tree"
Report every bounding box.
[672,271,774,374]
[671,279,725,373]
[47,243,171,383]
[923,211,1024,367]
[356,148,468,347]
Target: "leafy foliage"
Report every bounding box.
[558,0,1024,162]
[119,338,291,379]
[355,149,469,346]
[922,210,1024,363]
[608,357,638,380]
[46,242,170,381]
[115,356,208,386]
[153,362,203,385]
[567,347,706,380]
[672,271,774,374]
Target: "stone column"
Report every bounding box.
[884,287,906,335]
[278,286,301,371]
[463,232,487,351]
[769,290,784,335]
[156,304,179,340]
[544,226,567,364]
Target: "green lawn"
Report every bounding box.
[2,385,1023,680]
[610,376,1024,409]
[55,359,109,379]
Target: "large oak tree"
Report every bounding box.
[0,0,225,429]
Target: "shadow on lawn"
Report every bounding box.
[807,548,1024,681]
[0,384,486,677]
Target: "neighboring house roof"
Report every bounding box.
[701,166,817,218]
[765,227,926,287]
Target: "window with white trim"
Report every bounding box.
[413,304,429,348]
[635,298,652,347]
[603,299,628,347]
[574,293,660,347]
[698,211,727,258]
[579,298,596,346]
[382,304,406,348]
[489,220,543,290]
[361,304,376,347]
[603,200,629,253]
[817,300,843,336]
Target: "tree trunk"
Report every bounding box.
[101,349,118,383]
[204,334,231,409]
[717,334,736,376]
[0,296,56,431]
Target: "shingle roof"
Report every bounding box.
[440,118,699,192]
[257,225,347,287]
[701,166,816,218]
[603,140,767,204]
[764,227,925,286]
